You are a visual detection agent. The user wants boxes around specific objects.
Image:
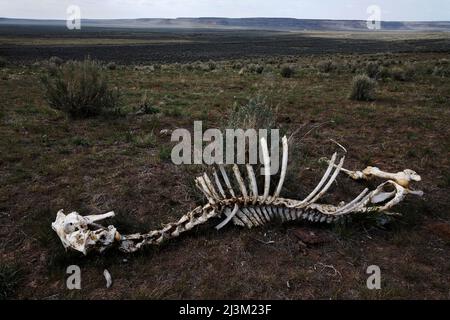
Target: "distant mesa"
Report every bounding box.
[0,17,449,31]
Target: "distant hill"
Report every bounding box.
[1,17,449,31]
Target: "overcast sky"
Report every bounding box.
[1,0,449,21]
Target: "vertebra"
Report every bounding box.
[52,136,423,254]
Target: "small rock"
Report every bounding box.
[159,129,172,136]
[292,227,329,245]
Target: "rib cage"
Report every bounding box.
[52,135,424,254]
[115,136,422,253]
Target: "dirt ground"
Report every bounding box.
[1,26,450,63]
[0,31,449,299]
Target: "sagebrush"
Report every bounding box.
[41,59,121,118]
[349,74,376,101]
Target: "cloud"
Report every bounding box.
[0,0,448,21]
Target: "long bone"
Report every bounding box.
[52,135,423,255]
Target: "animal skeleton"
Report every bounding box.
[52,136,423,255]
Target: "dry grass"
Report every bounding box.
[0,51,449,299]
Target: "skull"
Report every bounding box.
[52,210,119,255]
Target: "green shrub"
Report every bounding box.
[432,66,450,77]
[390,66,414,81]
[49,56,63,66]
[248,64,264,74]
[317,60,336,73]
[378,66,391,80]
[227,96,277,131]
[136,91,160,115]
[106,62,117,70]
[349,74,376,101]
[41,59,121,118]
[207,61,216,71]
[366,62,381,78]
[280,65,295,78]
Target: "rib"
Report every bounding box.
[233,164,248,203]
[260,137,271,202]
[219,164,236,198]
[215,204,239,230]
[294,153,337,207]
[308,156,345,204]
[269,136,288,203]
[246,164,258,204]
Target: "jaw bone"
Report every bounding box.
[52,136,423,255]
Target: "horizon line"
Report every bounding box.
[1,16,449,23]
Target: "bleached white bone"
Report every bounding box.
[212,169,226,199]
[269,136,288,203]
[52,135,423,255]
[246,164,258,204]
[332,188,369,215]
[337,165,421,188]
[308,156,345,204]
[52,210,118,255]
[232,164,248,202]
[219,164,235,197]
[203,173,220,200]
[195,176,215,205]
[215,204,239,230]
[260,137,271,202]
[293,153,337,208]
